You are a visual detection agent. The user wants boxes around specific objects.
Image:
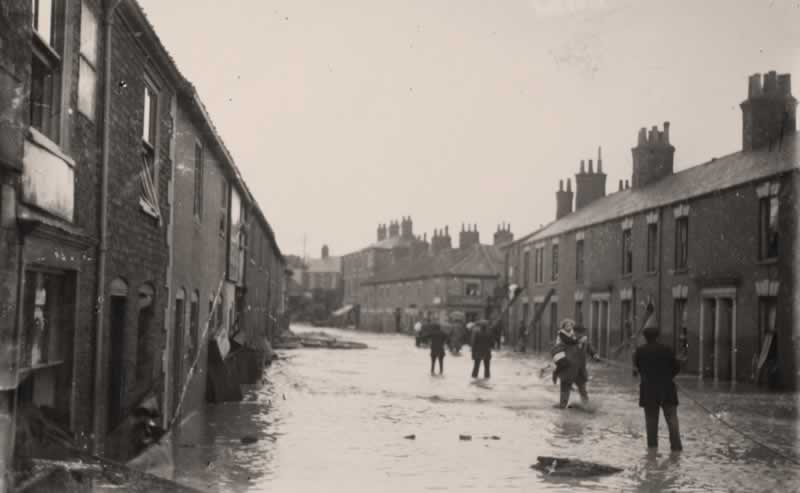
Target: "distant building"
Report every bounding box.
[351,222,513,332]
[287,246,344,321]
[505,71,798,389]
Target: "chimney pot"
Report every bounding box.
[663,121,670,144]
[764,71,778,94]
[748,74,763,98]
[638,127,647,145]
[778,74,792,97]
[588,159,594,173]
[559,179,564,191]
[579,160,585,173]
[625,179,630,189]
[566,178,572,192]
[619,179,623,191]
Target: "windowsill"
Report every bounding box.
[139,197,160,219]
[19,360,65,378]
[32,31,61,64]
[644,271,658,277]
[756,257,778,266]
[673,268,689,275]
[621,273,632,279]
[27,127,75,168]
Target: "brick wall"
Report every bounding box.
[97,8,175,446]
[508,173,797,385]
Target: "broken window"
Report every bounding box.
[759,195,779,260]
[30,0,64,142]
[78,1,98,119]
[140,76,160,218]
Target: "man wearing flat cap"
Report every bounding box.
[633,312,683,452]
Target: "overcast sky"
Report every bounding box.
[139,0,800,258]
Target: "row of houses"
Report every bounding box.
[0,0,289,482]
[342,218,513,332]
[503,70,799,389]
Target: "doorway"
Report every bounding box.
[172,290,186,417]
[108,292,127,430]
[700,289,737,381]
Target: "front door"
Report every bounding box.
[108,296,127,430]
[172,297,185,417]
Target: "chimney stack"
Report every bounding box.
[401,216,414,238]
[377,223,387,241]
[459,223,480,250]
[556,178,574,219]
[493,223,514,246]
[741,71,797,151]
[574,148,607,210]
[631,122,675,189]
[389,220,400,238]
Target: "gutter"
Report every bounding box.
[93,0,123,455]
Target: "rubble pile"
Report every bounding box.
[274,330,368,350]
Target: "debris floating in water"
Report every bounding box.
[531,456,623,477]
[404,434,416,440]
[240,436,258,445]
[459,434,472,441]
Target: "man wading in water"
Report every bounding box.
[424,323,448,375]
[471,323,494,379]
[633,319,683,452]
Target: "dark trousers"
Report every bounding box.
[471,357,490,378]
[558,380,588,408]
[430,353,444,374]
[644,405,683,451]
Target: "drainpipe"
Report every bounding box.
[657,208,664,331]
[92,0,123,455]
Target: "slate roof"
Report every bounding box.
[363,244,504,285]
[516,134,799,246]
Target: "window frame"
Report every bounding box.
[622,228,633,276]
[551,243,559,282]
[193,141,204,220]
[758,195,779,260]
[646,223,658,273]
[77,0,98,120]
[30,0,65,144]
[522,250,530,287]
[675,216,689,271]
[575,239,584,282]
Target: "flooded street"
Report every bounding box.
[171,326,800,492]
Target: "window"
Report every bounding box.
[31,0,64,142]
[622,229,633,275]
[21,270,67,368]
[575,301,583,328]
[193,143,204,219]
[522,250,530,287]
[551,244,559,282]
[575,240,584,282]
[78,1,98,119]
[759,196,779,260]
[136,284,155,383]
[465,282,480,297]
[675,217,689,270]
[140,76,160,217]
[220,180,229,238]
[646,223,658,273]
[534,247,544,284]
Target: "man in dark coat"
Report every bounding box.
[633,321,683,451]
[425,323,448,375]
[471,323,493,378]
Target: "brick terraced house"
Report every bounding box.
[505,71,798,389]
[0,1,287,485]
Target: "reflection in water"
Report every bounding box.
[171,325,800,492]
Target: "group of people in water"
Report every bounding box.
[415,313,684,452]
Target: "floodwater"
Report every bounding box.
[171,325,800,492]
